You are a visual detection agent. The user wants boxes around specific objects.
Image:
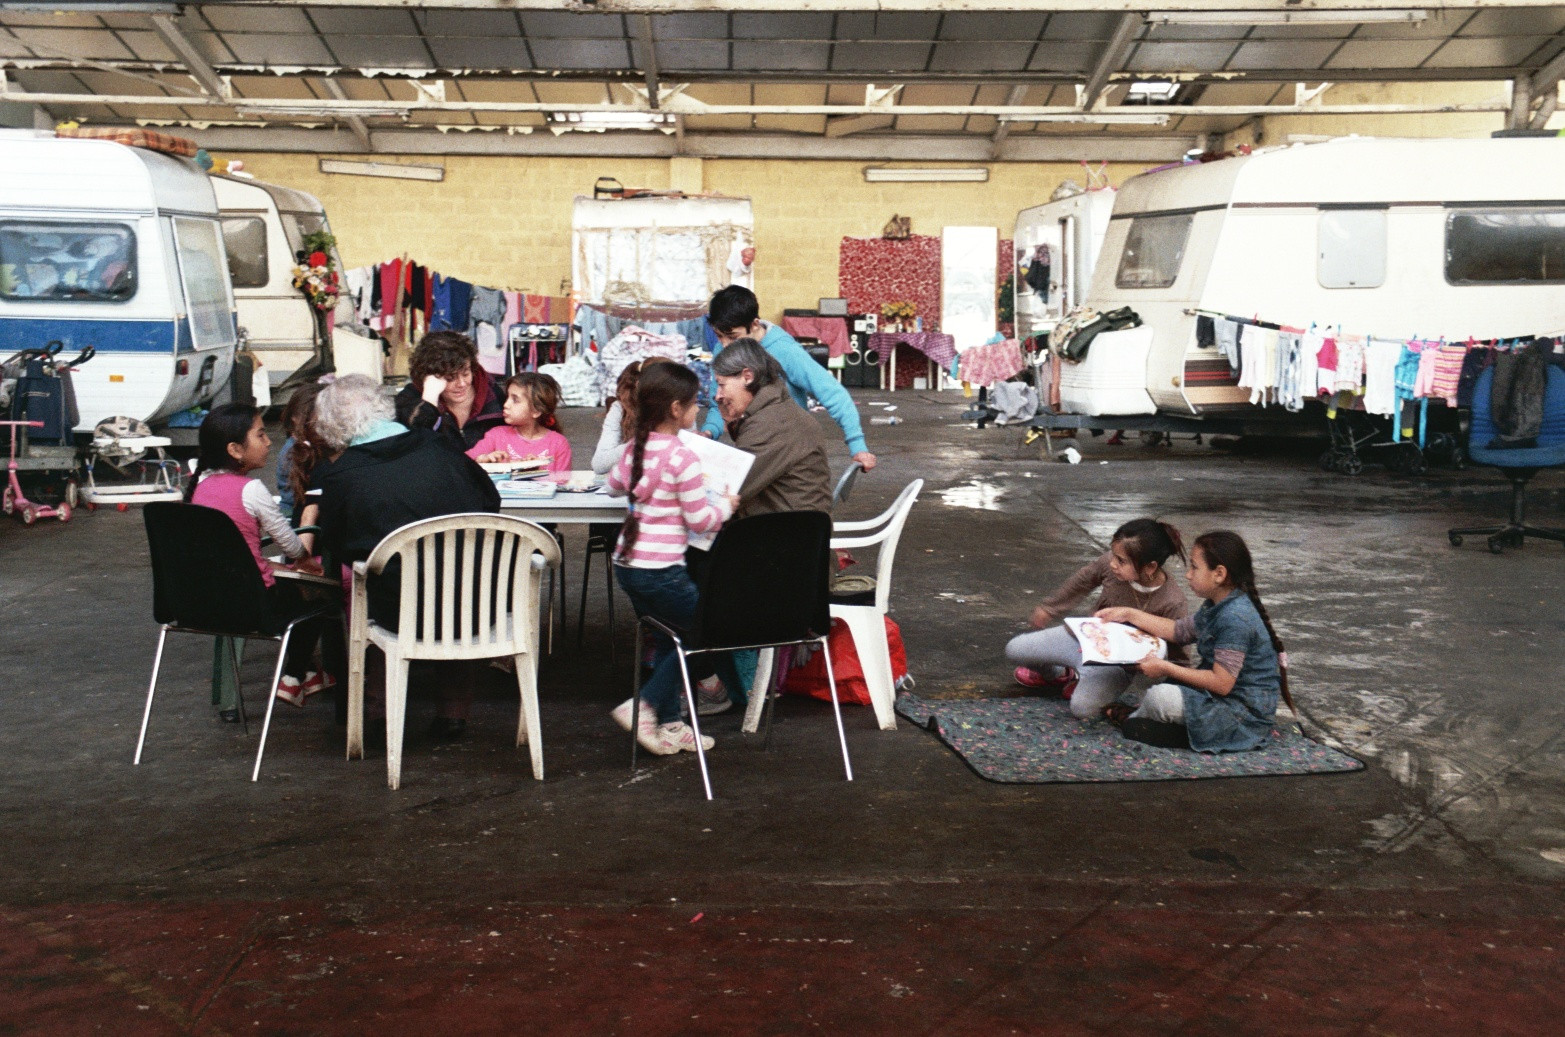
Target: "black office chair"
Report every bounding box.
[1449,365,1565,554]
[135,502,337,781]
[832,460,864,506]
[629,511,849,800]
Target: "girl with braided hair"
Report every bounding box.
[1097,530,1288,752]
[605,363,742,757]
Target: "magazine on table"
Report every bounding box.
[1063,616,1168,665]
[496,479,557,500]
[676,429,754,551]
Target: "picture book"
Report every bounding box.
[1063,617,1168,666]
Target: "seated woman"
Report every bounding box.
[311,374,502,742]
[711,337,832,518]
[394,331,506,454]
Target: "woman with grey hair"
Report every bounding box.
[712,337,832,519]
[310,374,500,742]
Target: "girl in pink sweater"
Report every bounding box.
[467,372,572,474]
[605,364,741,757]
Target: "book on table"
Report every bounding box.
[480,458,551,480]
[496,479,557,500]
[1063,617,1168,665]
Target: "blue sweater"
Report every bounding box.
[702,322,869,456]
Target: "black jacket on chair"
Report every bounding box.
[312,428,501,626]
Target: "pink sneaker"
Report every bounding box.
[1014,666,1049,689]
[613,698,677,756]
[658,721,714,754]
[301,671,335,698]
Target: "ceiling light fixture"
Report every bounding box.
[319,158,444,182]
[3,2,183,11]
[236,103,409,119]
[1147,9,1428,26]
[863,167,989,184]
[546,110,676,132]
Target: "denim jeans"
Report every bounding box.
[614,562,743,724]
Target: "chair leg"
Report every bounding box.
[820,635,854,782]
[515,651,544,780]
[838,608,899,731]
[346,638,366,761]
[630,621,643,770]
[251,626,294,782]
[576,542,592,649]
[133,625,170,765]
[742,647,775,734]
[385,650,410,790]
[230,638,248,733]
[676,649,714,800]
[605,548,616,670]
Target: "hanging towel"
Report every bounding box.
[1362,337,1403,415]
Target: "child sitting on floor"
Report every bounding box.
[188,403,328,707]
[1006,518,1190,721]
[468,372,572,474]
[1097,529,1289,752]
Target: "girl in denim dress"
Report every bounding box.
[1097,530,1290,752]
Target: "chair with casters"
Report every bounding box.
[346,513,561,789]
[629,510,847,800]
[744,480,924,734]
[135,502,338,781]
[1448,365,1565,554]
[832,460,864,506]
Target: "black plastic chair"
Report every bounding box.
[135,502,337,781]
[630,510,848,799]
[1449,365,1565,554]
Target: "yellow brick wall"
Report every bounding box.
[218,152,1148,320]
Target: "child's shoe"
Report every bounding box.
[658,721,714,754]
[613,698,677,755]
[695,675,731,716]
[301,671,335,698]
[1014,666,1050,689]
[276,676,307,708]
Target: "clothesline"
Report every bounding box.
[1183,307,1565,347]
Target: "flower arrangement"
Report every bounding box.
[290,230,341,312]
[880,300,917,332]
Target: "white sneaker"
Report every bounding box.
[696,676,732,716]
[614,698,677,755]
[658,721,714,754]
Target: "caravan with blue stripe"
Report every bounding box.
[1,131,237,433]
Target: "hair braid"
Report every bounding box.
[1243,577,1293,713]
[616,422,652,561]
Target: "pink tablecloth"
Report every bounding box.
[782,316,851,358]
[956,339,1026,386]
[869,332,957,369]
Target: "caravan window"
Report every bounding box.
[1446,209,1565,284]
[1115,213,1191,289]
[0,221,136,302]
[280,212,329,258]
[221,216,268,288]
[1318,209,1386,289]
[173,217,235,349]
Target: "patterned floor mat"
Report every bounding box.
[896,693,1364,784]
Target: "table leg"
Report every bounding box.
[889,345,897,392]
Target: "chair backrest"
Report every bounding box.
[695,511,833,650]
[867,479,922,612]
[832,461,863,505]
[363,513,561,654]
[143,501,279,636]
[1469,364,1565,456]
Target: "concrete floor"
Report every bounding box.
[2,389,1563,1034]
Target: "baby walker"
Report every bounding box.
[2,420,71,524]
[81,415,184,510]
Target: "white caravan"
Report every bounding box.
[211,173,381,390]
[1012,187,1116,341]
[1080,137,1565,416]
[0,130,235,430]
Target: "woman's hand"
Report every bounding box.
[724,493,742,512]
[1028,605,1055,629]
[290,556,325,576]
[421,373,448,406]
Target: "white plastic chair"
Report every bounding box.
[741,480,923,734]
[345,513,560,790]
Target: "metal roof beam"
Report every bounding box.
[179,1,1565,12]
[1080,12,1141,111]
[321,77,372,151]
[149,13,228,100]
[990,83,1027,157]
[631,14,660,110]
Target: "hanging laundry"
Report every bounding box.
[597,326,689,390]
[956,339,1026,387]
[1274,331,1305,412]
[1429,342,1467,406]
[1313,334,1337,396]
[1195,315,1216,349]
[1237,323,1277,405]
[1215,317,1241,373]
[1334,334,1366,395]
[1362,337,1403,415]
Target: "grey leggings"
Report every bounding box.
[1005,625,1137,721]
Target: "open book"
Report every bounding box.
[1064,617,1168,665]
[677,429,755,551]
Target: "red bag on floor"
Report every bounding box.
[783,616,908,706]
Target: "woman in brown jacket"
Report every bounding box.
[712,338,832,518]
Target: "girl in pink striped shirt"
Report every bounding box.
[606,363,742,756]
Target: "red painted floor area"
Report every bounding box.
[5,885,1560,1035]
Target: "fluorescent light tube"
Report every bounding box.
[863,167,989,183]
[1148,9,1427,26]
[319,159,444,182]
[3,2,182,11]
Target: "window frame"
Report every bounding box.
[1445,206,1565,286]
[1317,206,1388,290]
[0,219,138,303]
[1114,212,1193,290]
[171,216,236,350]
